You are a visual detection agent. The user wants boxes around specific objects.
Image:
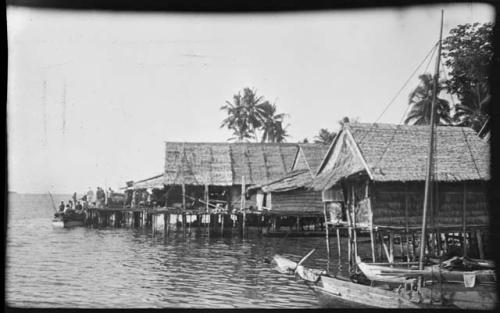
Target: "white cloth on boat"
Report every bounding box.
[463,271,476,288]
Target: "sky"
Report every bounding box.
[7,3,495,194]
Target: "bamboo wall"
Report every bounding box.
[270,189,323,215]
[370,181,489,228]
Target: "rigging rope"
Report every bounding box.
[356,41,440,145]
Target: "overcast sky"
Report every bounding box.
[7,3,494,193]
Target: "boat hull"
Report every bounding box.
[52,219,85,228]
[356,257,496,285]
[317,275,421,308]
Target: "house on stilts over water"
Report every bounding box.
[247,144,330,233]
[312,122,490,268]
[161,142,299,214]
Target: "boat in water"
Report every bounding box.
[272,254,497,309]
[355,255,496,286]
[52,211,86,228]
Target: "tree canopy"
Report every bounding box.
[442,22,493,98]
[220,87,288,142]
[404,22,492,130]
[441,22,493,132]
[404,74,451,125]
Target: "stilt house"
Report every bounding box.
[162,142,299,213]
[312,122,490,260]
[248,144,329,216]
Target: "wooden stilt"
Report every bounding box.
[205,184,209,213]
[350,186,358,263]
[399,233,404,260]
[411,231,417,260]
[345,200,353,272]
[323,202,331,264]
[378,232,383,261]
[389,233,394,264]
[476,229,484,259]
[221,213,225,235]
[241,176,246,236]
[370,226,376,263]
[336,227,342,261]
[435,229,442,256]
[462,183,468,257]
[181,184,186,229]
[404,184,411,262]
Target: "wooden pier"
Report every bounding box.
[85,206,330,237]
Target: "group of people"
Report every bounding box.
[57,187,114,214]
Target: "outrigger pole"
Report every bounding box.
[418,10,444,271]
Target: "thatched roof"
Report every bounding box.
[164,142,299,186]
[258,169,313,193]
[292,144,330,172]
[250,144,329,193]
[133,174,164,190]
[313,123,490,190]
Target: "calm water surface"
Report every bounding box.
[6,194,357,308]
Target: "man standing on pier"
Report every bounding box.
[87,187,94,206]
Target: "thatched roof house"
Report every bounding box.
[248,144,329,216]
[312,122,490,230]
[162,142,299,210]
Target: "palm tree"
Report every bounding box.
[258,101,289,143]
[314,128,336,145]
[452,82,490,132]
[220,88,265,141]
[404,74,452,125]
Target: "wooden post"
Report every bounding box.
[323,202,331,263]
[404,184,411,262]
[366,181,376,262]
[462,183,467,257]
[336,227,342,262]
[351,185,358,262]
[411,231,417,260]
[378,232,383,261]
[221,213,225,236]
[399,233,404,259]
[205,184,209,213]
[182,183,186,229]
[345,197,353,272]
[241,176,246,236]
[389,233,394,264]
[476,229,484,259]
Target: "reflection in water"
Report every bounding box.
[7,217,332,308]
[6,195,369,308]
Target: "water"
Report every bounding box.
[6,193,363,308]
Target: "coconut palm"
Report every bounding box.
[314,128,337,145]
[404,73,452,125]
[258,101,289,143]
[452,82,490,132]
[220,88,265,142]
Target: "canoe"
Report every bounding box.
[356,256,497,285]
[316,275,422,308]
[272,255,497,309]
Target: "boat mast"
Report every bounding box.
[418,10,444,271]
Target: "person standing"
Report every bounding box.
[87,187,94,205]
[59,201,65,212]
